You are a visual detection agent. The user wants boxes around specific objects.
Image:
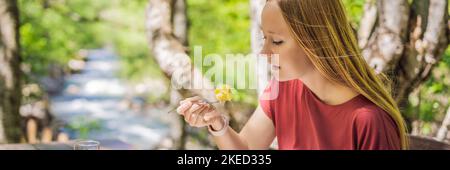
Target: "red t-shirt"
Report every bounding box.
[259,79,401,150]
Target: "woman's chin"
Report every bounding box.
[272,72,298,82]
[271,69,281,80]
[272,73,289,82]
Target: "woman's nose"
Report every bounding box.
[259,44,272,57]
[259,49,273,64]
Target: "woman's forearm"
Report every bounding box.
[212,127,249,150]
[176,99,273,150]
[209,106,275,150]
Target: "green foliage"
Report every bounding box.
[405,47,450,125]
[188,0,251,55]
[341,0,365,28]
[67,115,102,139]
[19,0,107,76]
[19,0,168,100]
[18,0,450,126]
[188,0,257,105]
[340,0,450,126]
[19,0,158,78]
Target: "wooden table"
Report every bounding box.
[0,139,134,150]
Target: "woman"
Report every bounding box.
[176,0,408,150]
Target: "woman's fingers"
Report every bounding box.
[176,101,192,115]
[184,103,206,123]
[180,96,202,105]
[191,104,211,127]
[177,96,203,115]
[189,105,209,127]
[177,96,220,128]
[203,109,221,123]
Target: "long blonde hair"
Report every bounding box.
[275,0,409,149]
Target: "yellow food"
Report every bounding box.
[214,84,232,103]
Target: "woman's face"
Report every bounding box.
[260,0,314,81]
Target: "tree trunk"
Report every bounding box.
[146,0,217,102]
[436,107,450,141]
[146,0,237,149]
[171,0,189,150]
[0,0,22,143]
[171,0,188,46]
[358,0,449,107]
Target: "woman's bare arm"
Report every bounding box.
[211,105,276,150]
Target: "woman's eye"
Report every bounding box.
[272,40,284,45]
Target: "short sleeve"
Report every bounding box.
[259,80,277,121]
[353,106,401,150]
[259,96,273,120]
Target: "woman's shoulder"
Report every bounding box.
[350,99,401,150]
[351,101,396,128]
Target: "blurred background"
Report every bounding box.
[0,0,449,149]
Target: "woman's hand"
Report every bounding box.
[177,97,276,149]
[176,96,225,130]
